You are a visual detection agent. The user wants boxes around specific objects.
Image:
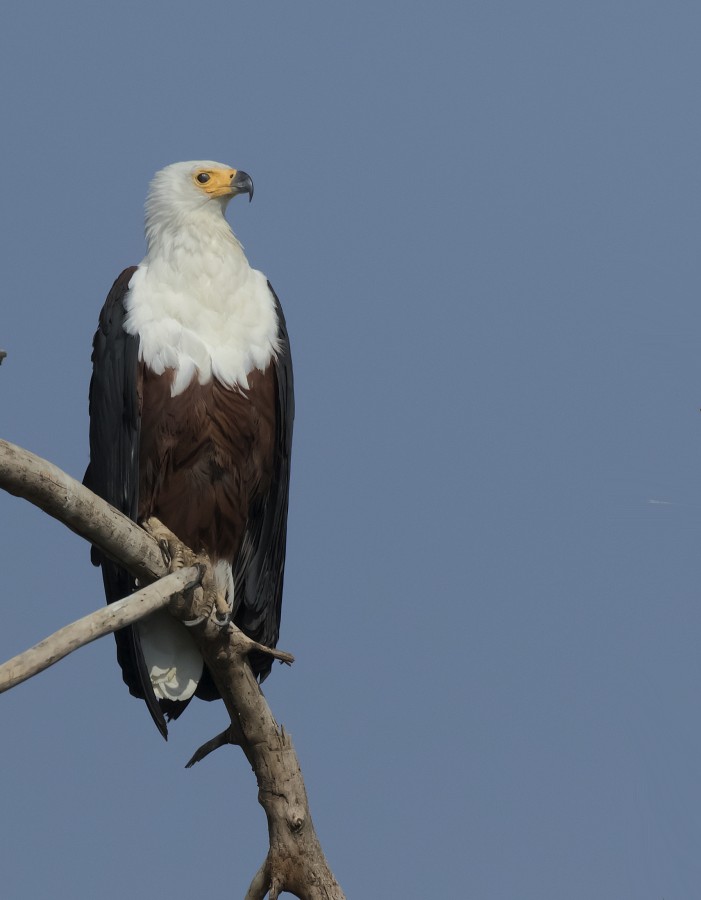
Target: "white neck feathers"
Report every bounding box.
[123,203,279,396]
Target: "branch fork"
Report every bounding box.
[0,438,344,900]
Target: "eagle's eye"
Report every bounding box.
[196,172,211,184]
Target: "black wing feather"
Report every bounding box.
[232,282,294,680]
[84,267,169,738]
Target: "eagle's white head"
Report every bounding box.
[126,159,278,397]
[144,160,254,250]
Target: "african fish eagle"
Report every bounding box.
[84,161,294,739]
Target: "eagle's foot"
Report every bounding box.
[142,517,216,625]
[143,517,195,570]
[182,565,218,626]
[212,591,231,626]
[142,519,230,629]
[186,573,232,629]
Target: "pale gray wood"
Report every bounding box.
[0,567,201,692]
[0,438,167,582]
[0,439,345,900]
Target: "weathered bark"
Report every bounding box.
[188,615,345,900]
[0,438,345,900]
[0,567,202,692]
[0,439,167,581]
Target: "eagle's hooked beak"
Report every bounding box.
[230,170,254,202]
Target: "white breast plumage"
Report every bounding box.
[123,220,279,396]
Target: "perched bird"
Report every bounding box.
[84,161,294,738]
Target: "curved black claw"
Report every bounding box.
[158,538,172,569]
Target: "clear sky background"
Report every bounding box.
[1,2,700,897]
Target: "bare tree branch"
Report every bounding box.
[185,725,238,767]
[0,438,346,900]
[0,567,202,693]
[0,438,167,582]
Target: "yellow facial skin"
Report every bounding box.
[192,167,238,198]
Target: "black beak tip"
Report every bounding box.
[232,170,254,202]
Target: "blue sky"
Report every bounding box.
[2,1,701,897]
